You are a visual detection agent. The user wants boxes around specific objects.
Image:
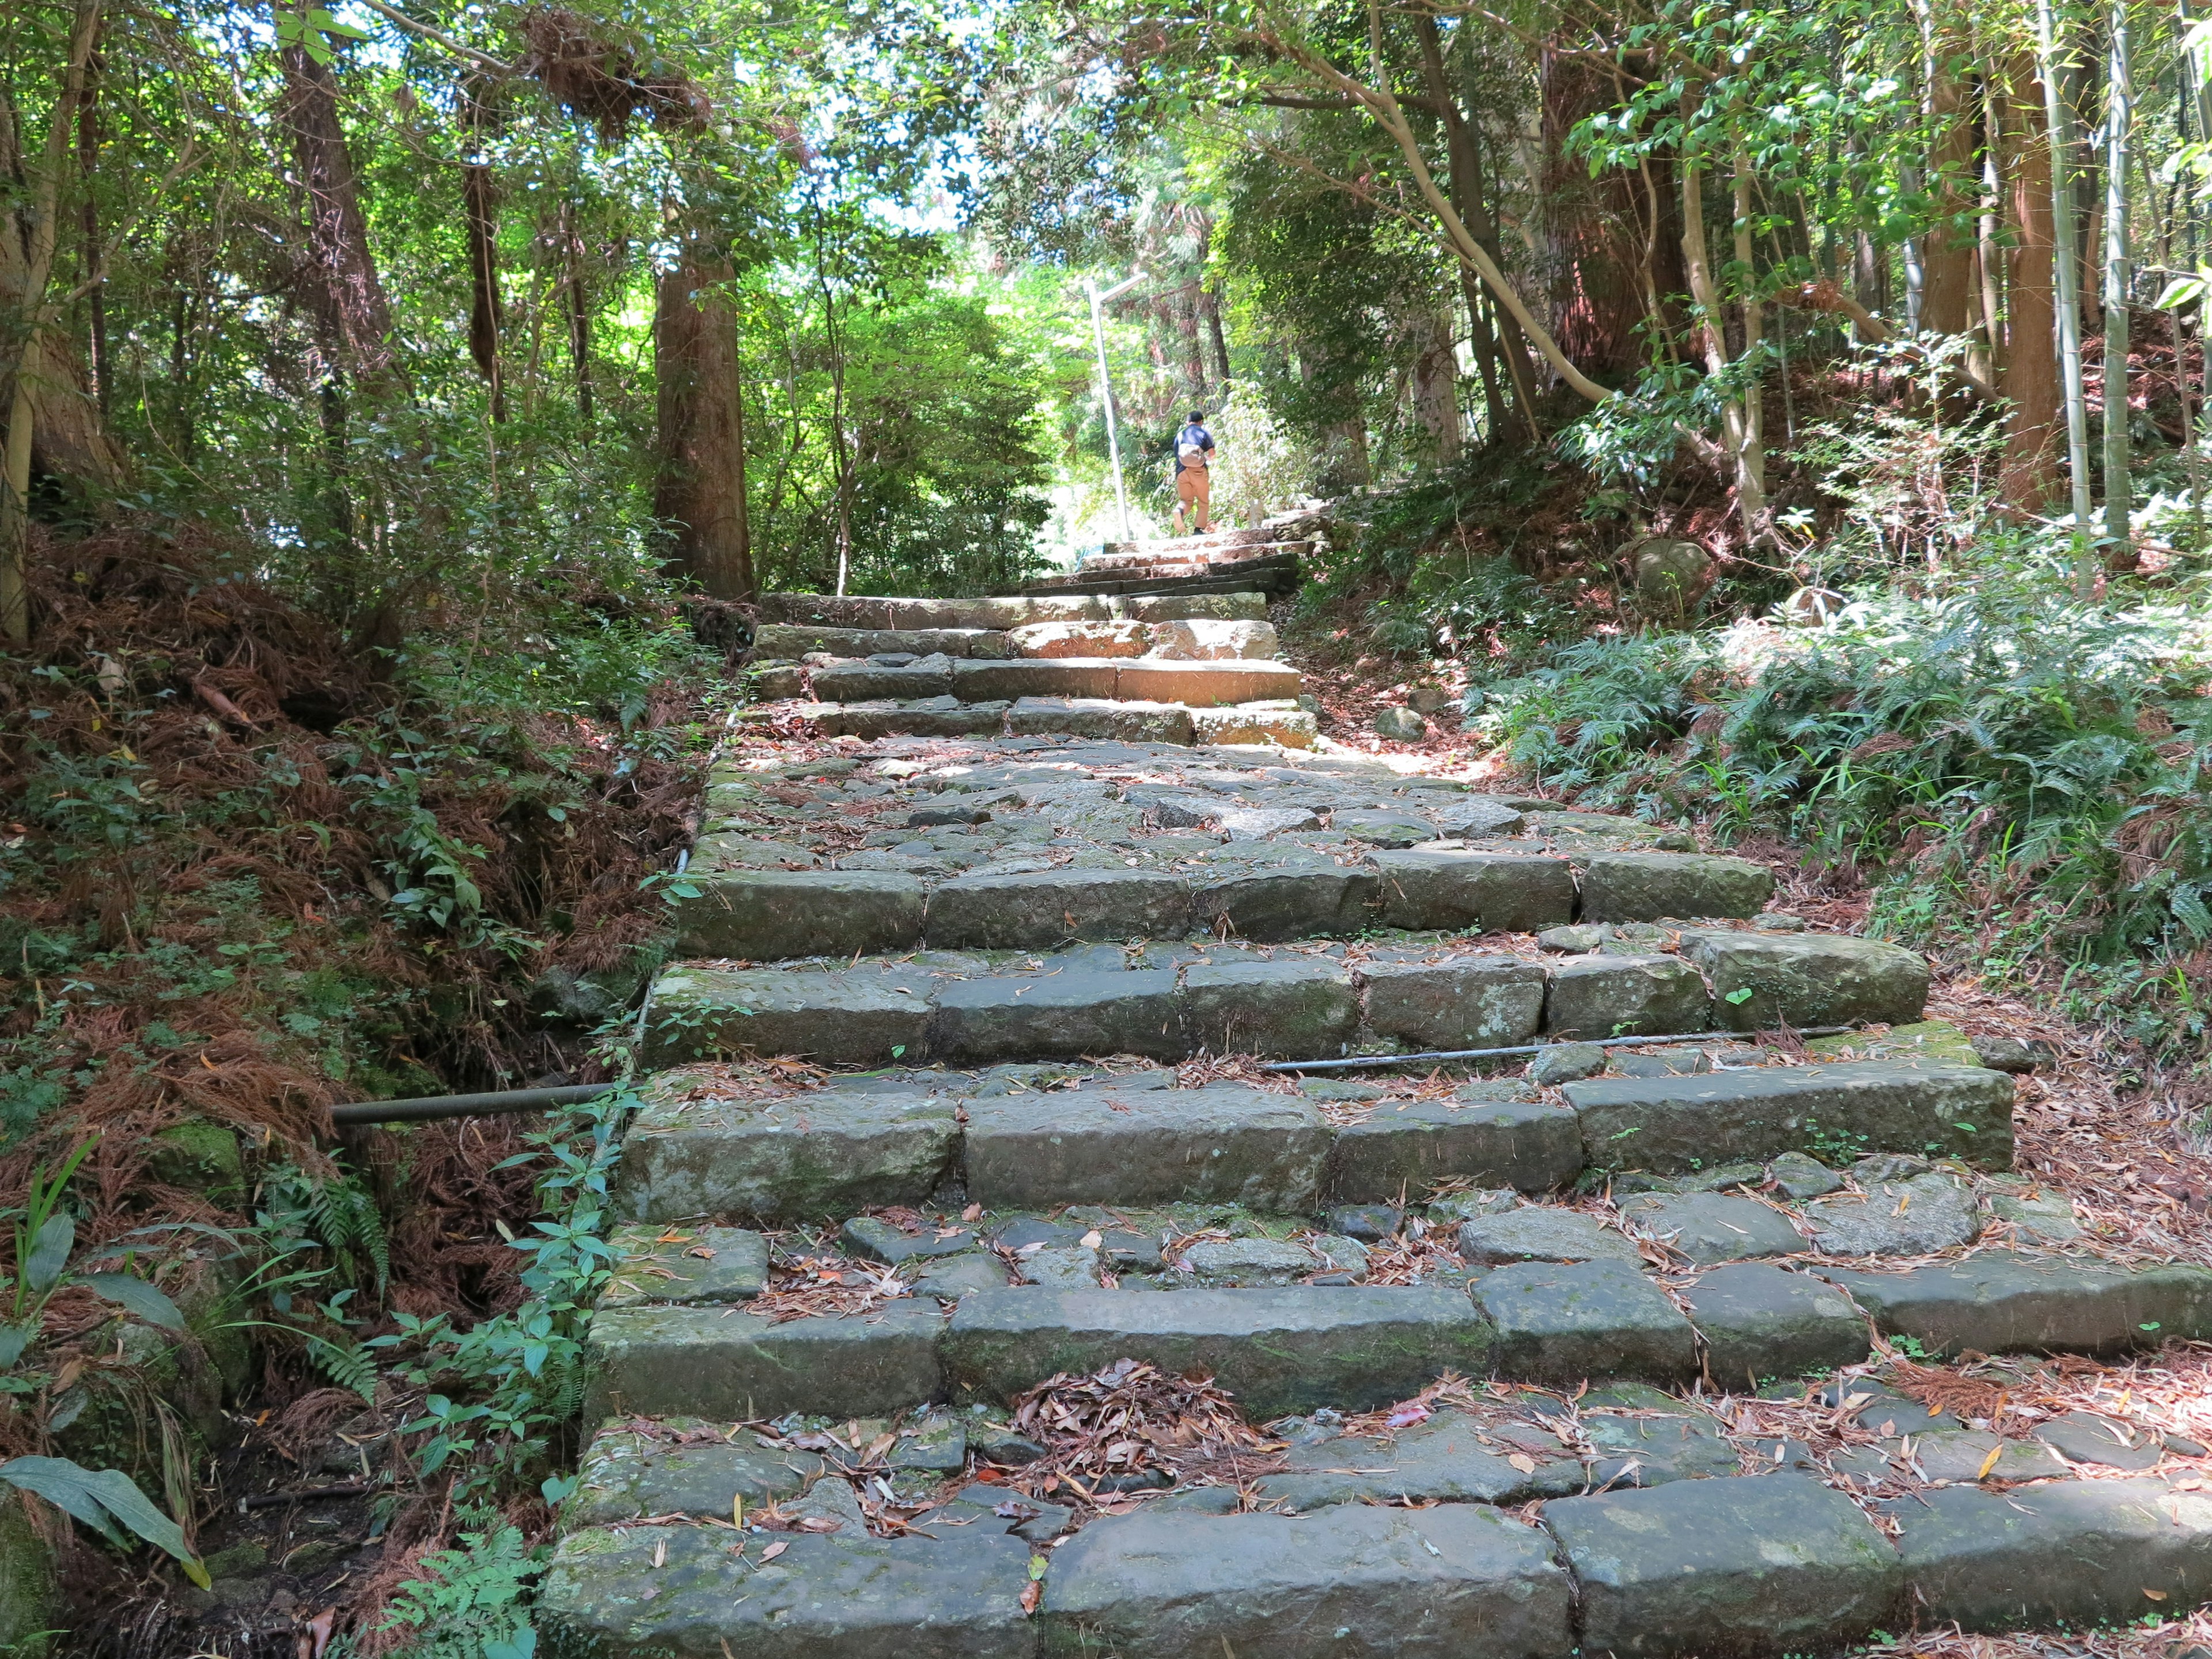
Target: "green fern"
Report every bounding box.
[380,1524,539,1657]
[306,1332,378,1404]
[310,1175,391,1296]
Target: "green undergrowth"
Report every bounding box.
[1467,565,2212,1058]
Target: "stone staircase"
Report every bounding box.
[1021,526,1313,598]
[539,734,2212,1658]
[747,587,1316,747]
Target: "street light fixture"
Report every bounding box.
[1085,270,1143,543]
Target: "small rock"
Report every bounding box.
[1751,913,1808,931]
[991,1217,1085,1252]
[1607,1051,1709,1078]
[970,1423,1049,1466]
[1672,1161,1769,1195]
[1970,1035,2055,1073]
[1818,1380,1959,1435]
[1373,706,1429,742]
[1407,685,1455,715]
[1181,1237,1313,1286]
[1767,1152,1845,1200]
[839,1215,980,1267]
[1527,1043,1607,1086]
[1458,1209,1641,1266]
[203,1541,268,1580]
[1985,1189,2082,1243]
[889,1413,968,1472]
[869,652,919,666]
[1536,923,1610,953]
[2033,1411,2165,1470]
[1426,1190,1521,1224]
[1851,1154,1931,1184]
[907,806,991,828]
[1806,1175,1982,1257]
[787,1476,867,1535]
[910,1254,1010,1301]
[1306,1234,1372,1279]
[1018,1245,1101,1289]
[1326,1204,1403,1241]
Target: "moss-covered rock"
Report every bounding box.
[0,1490,60,1658]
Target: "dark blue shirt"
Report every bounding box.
[1176,423,1214,472]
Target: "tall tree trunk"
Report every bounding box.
[1732,150,1766,513]
[1921,18,1979,334]
[279,17,398,392]
[1414,14,1540,435]
[1539,46,1682,378]
[2101,0,2133,567]
[653,243,755,601]
[560,202,593,425]
[1999,55,2063,509]
[1410,306,1463,466]
[77,39,107,422]
[461,82,503,422]
[1680,118,1767,542]
[1201,286,1232,385]
[0,0,104,643]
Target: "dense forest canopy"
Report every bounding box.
[2,0,2200,640]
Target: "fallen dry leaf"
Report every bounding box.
[761,1539,789,1561]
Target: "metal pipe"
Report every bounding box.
[330,1083,616,1126]
[1259,1025,1853,1074]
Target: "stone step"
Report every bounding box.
[641,935,1934,1072]
[580,1246,2211,1427]
[753,616,1285,668]
[1025,552,1303,598]
[798,656,1305,708]
[676,847,1794,964]
[539,1465,2212,1658]
[782,696,1317,748]
[609,1056,2010,1224]
[755,592,1271,631]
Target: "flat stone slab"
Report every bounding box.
[1457,1208,1641,1265]
[1543,954,1710,1040]
[1680,929,1931,1029]
[1580,1409,1741,1487]
[1814,1250,2212,1357]
[1190,866,1377,940]
[1261,1412,1584,1510]
[584,1303,946,1424]
[601,1226,768,1307]
[1006,696,1196,744]
[1620,1192,1804,1264]
[540,1522,1036,1658]
[963,1083,1330,1211]
[1325,1096,1584,1202]
[1182,958,1358,1057]
[1362,955,1547,1049]
[1563,1060,2015,1173]
[1181,1236,1314,1286]
[1578,852,1774,922]
[1372,849,1578,933]
[1474,1260,1698,1385]
[566,1422,823,1524]
[643,964,933,1067]
[951,657,1122,702]
[1040,1504,1572,1659]
[1545,1474,1902,1657]
[611,1086,958,1224]
[931,969,1185,1063]
[925,868,1192,949]
[1113,658,1304,706]
[1802,1173,1982,1256]
[1885,1478,2212,1631]
[1679,1264,1869,1388]
[943,1286,1497,1418]
[675,868,925,960]
[1188,702,1319,748]
[2033,1410,2166,1469]
[754,623,1014,660]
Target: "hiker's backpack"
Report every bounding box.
[1176,425,1210,471]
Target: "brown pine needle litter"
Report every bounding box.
[1004,1359,1284,1502]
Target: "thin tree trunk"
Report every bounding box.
[1921,24,1980,335]
[2035,0,2097,595]
[560,202,593,426]
[653,242,756,601]
[0,0,104,643]
[461,81,503,422]
[1410,306,1463,465]
[1201,285,1232,385]
[77,39,107,421]
[2000,54,2063,509]
[1732,149,1766,513]
[2101,0,2133,567]
[279,14,398,391]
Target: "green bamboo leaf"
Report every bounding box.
[0,1457,210,1587]
[26,1213,75,1294]
[80,1274,186,1332]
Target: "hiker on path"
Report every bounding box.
[1172,409,1214,536]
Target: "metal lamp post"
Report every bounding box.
[1085,270,1143,543]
